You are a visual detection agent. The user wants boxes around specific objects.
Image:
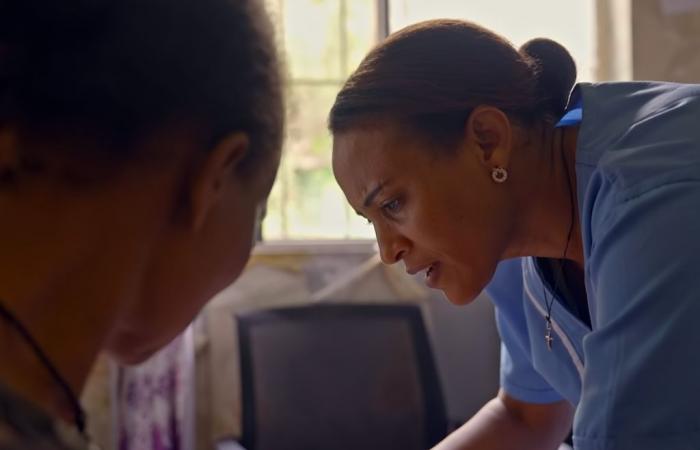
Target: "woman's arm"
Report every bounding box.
[433,390,573,450]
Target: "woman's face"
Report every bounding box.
[333,120,515,304]
[104,131,278,364]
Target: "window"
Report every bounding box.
[262,0,384,240]
[262,0,595,241]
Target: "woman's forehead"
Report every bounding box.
[333,129,403,175]
[332,125,415,169]
[332,131,394,201]
[333,128,436,201]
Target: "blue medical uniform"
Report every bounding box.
[486,81,700,449]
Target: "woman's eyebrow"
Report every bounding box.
[363,180,389,208]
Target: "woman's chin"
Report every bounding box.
[104,330,167,366]
[106,342,159,366]
[440,283,481,306]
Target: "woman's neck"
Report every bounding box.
[508,124,584,267]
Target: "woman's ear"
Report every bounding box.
[464,105,513,170]
[189,131,250,231]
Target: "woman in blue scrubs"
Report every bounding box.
[331,19,700,450]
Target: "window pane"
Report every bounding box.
[281,0,343,80]
[389,0,596,81]
[263,0,378,240]
[263,84,375,239]
[345,0,379,75]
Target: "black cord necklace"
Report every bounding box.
[0,299,87,436]
[543,128,577,351]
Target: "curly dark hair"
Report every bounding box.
[0,0,283,176]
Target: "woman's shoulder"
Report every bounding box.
[577,81,700,208]
[0,384,89,450]
[577,80,700,121]
[578,81,700,160]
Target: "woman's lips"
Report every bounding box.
[425,262,441,288]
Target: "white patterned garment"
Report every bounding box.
[116,327,195,450]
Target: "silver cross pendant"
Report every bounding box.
[545,317,554,351]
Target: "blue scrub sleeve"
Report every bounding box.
[488,259,564,404]
[574,180,700,449]
[497,316,566,404]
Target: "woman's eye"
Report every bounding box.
[382,199,401,213]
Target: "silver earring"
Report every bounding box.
[491,167,508,183]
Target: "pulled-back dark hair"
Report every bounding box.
[329,19,576,147]
[0,0,283,175]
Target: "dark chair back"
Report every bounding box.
[236,303,447,450]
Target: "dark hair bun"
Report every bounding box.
[520,38,577,118]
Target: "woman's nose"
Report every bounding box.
[375,226,410,265]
